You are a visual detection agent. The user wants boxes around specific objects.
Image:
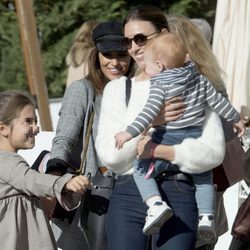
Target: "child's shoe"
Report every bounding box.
[143,201,173,235]
[198,214,216,244]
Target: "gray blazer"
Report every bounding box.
[50,78,102,176]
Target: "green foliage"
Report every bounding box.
[0,0,217,98]
[168,0,217,25]
[34,0,128,97]
[0,1,27,91]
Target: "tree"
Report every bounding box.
[0,1,27,91]
[0,0,217,98]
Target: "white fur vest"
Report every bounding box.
[95,76,225,175]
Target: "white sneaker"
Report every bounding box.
[143,201,173,235]
[198,214,216,244]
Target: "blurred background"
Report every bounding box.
[0,0,217,98]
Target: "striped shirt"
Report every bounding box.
[126,62,240,137]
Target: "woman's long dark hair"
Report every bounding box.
[86,48,135,95]
[122,4,169,32]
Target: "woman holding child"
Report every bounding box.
[47,4,238,250]
[95,4,233,250]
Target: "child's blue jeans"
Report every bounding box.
[133,126,215,215]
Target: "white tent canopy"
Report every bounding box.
[213,0,250,118]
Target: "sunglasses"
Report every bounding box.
[123,31,159,49]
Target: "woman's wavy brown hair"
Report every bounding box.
[86,49,135,95]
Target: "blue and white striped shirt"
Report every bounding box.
[126,62,240,137]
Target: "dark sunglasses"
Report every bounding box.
[123,31,159,49]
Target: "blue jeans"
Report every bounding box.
[133,127,215,215]
[106,174,198,250]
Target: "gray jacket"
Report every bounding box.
[50,78,102,176]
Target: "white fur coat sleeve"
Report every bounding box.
[95,77,147,175]
[96,77,225,175]
[173,109,225,173]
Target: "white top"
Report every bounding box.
[95,76,225,175]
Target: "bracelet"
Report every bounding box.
[150,143,158,159]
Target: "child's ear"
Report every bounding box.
[185,53,191,62]
[156,60,164,72]
[0,122,9,137]
[161,28,168,33]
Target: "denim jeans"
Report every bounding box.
[106,174,198,250]
[133,127,215,214]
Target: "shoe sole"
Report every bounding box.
[198,226,216,244]
[143,209,173,235]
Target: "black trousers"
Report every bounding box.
[195,244,215,250]
[229,237,250,250]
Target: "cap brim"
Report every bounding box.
[95,37,127,53]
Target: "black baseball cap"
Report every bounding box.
[92,21,127,53]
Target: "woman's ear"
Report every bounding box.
[0,122,9,137]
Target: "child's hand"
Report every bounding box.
[114,131,132,149]
[65,175,91,194]
[234,120,246,137]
